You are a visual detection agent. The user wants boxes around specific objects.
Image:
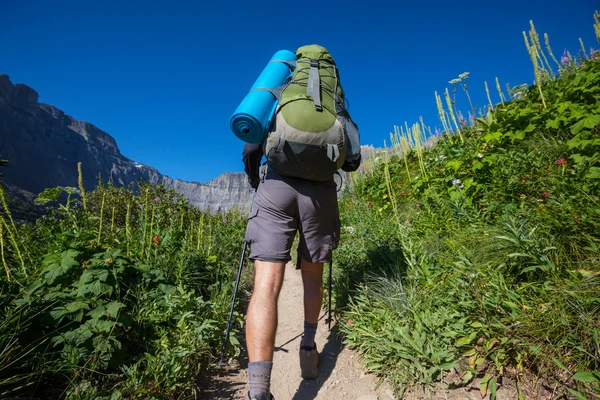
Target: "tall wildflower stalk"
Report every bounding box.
[459,73,475,116]
[435,91,451,133]
[444,88,462,139]
[495,77,506,104]
[77,162,88,211]
[382,144,400,225]
[141,189,149,257]
[110,206,116,233]
[0,220,11,281]
[125,200,131,256]
[0,218,25,276]
[411,123,427,177]
[419,116,427,140]
[529,21,553,76]
[97,191,106,245]
[484,81,493,110]
[579,38,589,59]
[390,127,400,158]
[595,10,600,43]
[544,33,561,69]
[0,184,17,235]
[400,136,411,179]
[149,205,155,255]
[0,185,26,276]
[197,214,204,251]
[523,30,547,108]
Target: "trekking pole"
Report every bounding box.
[328,260,333,331]
[219,190,256,366]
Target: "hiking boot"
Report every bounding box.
[247,392,274,400]
[299,342,319,379]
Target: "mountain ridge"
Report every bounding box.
[0,74,254,216]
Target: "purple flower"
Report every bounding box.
[561,50,569,64]
[154,196,161,202]
[359,165,365,173]
[452,179,461,185]
[435,128,442,136]
[458,185,464,189]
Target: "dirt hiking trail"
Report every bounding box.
[201,262,395,399]
[201,262,529,399]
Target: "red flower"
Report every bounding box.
[367,201,373,207]
[542,191,550,197]
[556,158,567,165]
[153,235,160,245]
[347,319,353,326]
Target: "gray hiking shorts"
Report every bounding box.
[245,170,340,264]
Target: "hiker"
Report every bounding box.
[241,44,361,400]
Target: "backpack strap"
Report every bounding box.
[271,59,297,69]
[327,144,339,162]
[306,59,323,112]
[251,84,287,99]
[249,59,296,99]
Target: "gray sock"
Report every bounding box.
[248,361,272,399]
[301,321,318,349]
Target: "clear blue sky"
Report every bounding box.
[1,1,598,183]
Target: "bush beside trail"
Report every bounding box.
[0,181,249,398]
[332,30,600,399]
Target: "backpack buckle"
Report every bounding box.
[310,59,319,68]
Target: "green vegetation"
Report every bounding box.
[333,17,600,399]
[1,13,600,400]
[0,180,249,398]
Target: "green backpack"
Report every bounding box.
[263,44,353,182]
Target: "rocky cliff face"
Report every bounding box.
[0,74,254,215]
[164,173,253,213]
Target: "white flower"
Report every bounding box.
[477,153,483,158]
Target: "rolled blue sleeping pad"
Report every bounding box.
[230,49,297,144]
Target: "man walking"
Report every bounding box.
[241,44,361,400]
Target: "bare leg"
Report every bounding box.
[299,259,323,379]
[246,260,286,362]
[301,259,324,324]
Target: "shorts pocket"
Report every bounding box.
[247,206,259,221]
[245,206,260,244]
